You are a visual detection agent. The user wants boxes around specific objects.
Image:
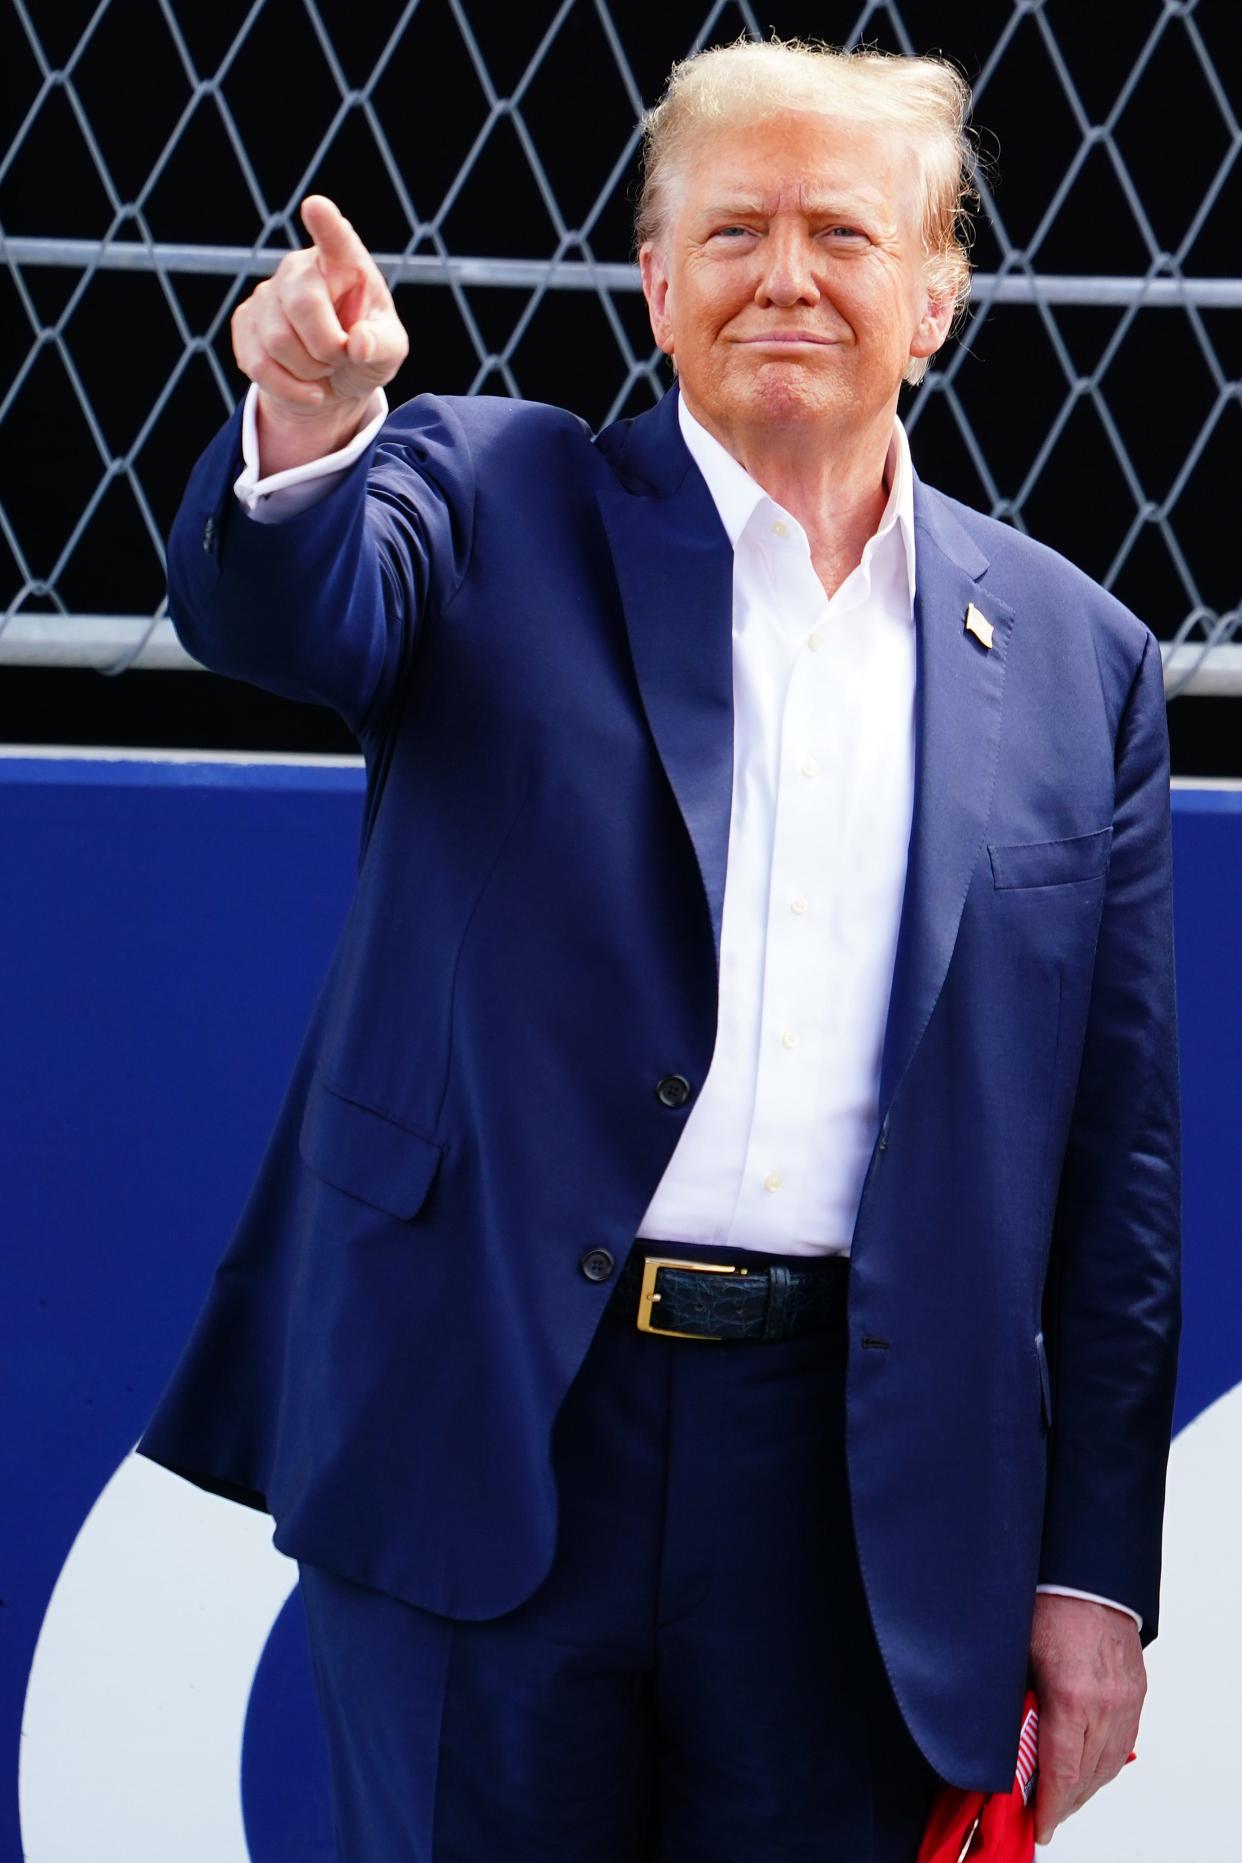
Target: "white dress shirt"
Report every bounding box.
[636,392,916,1257]
[233,382,1139,1628]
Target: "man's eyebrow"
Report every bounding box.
[693,194,872,220]
[693,196,773,219]
[799,196,870,218]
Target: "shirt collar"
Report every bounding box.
[676,386,917,616]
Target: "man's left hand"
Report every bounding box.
[1028,1593,1146,1845]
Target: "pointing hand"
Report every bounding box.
[231,195,409,420]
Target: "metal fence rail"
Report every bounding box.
[1,0,1238,693]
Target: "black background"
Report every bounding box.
[2,0,1238,769]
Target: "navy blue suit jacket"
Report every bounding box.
[139,379,1181,1791]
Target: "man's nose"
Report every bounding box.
[754,230,822,307]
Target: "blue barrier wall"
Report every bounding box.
[2,759,1239,1861]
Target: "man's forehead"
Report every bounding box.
[681,122,914,218]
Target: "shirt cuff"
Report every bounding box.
[233,382,388,524]
[1036,1584,1143,1632]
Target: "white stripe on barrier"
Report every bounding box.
[19,1451,296,1863]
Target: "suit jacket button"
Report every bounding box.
[655,1073,691,1109]
[580,1248,615,1283]
[202,515,217,552]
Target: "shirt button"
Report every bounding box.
[763,1172,783,1192]
[790,896,809,915]
[771,519,789,538]
[799,756,819,777]
[807,631,824,653]
[781,1030,799,1049]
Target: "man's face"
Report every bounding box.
[640,110,953,437]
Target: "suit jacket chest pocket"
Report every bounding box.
[988,826,1113,891]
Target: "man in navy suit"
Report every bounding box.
[140,38,1180,1861]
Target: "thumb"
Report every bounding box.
[348,307,406,369]
[332,306,408,396]
[347,320,375,367]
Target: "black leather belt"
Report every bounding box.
[611,1250,850,1343]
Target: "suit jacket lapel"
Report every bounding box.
[878,481,1014,1116]
[595,383,735,974]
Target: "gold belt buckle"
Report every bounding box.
[635,1255,746,1340]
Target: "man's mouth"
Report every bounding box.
[736,331,835,346]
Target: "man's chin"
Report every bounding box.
[733,369,846,425]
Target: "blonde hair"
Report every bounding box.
[634,36,979,386]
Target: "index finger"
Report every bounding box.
[300,194,372,277]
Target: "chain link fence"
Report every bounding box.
[1,0,1238,698]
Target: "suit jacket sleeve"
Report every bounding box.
[165,391,476,742]
[1038,626,1182,1644]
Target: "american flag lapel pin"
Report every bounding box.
[965,602,994,650]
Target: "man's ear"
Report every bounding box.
[909,273,959,365]
[639,242,675,359]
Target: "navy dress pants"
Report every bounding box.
[297,1240,941,1861]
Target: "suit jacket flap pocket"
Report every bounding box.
[989,825,1113,891]
[298,1073,444,1220]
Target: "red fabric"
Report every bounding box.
[918,1689,1136,1861]
[917,1689,1039,1862]
[917,1774,1031,1863]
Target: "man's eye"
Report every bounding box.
[824,225,866,239]
[713,225,754,238]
